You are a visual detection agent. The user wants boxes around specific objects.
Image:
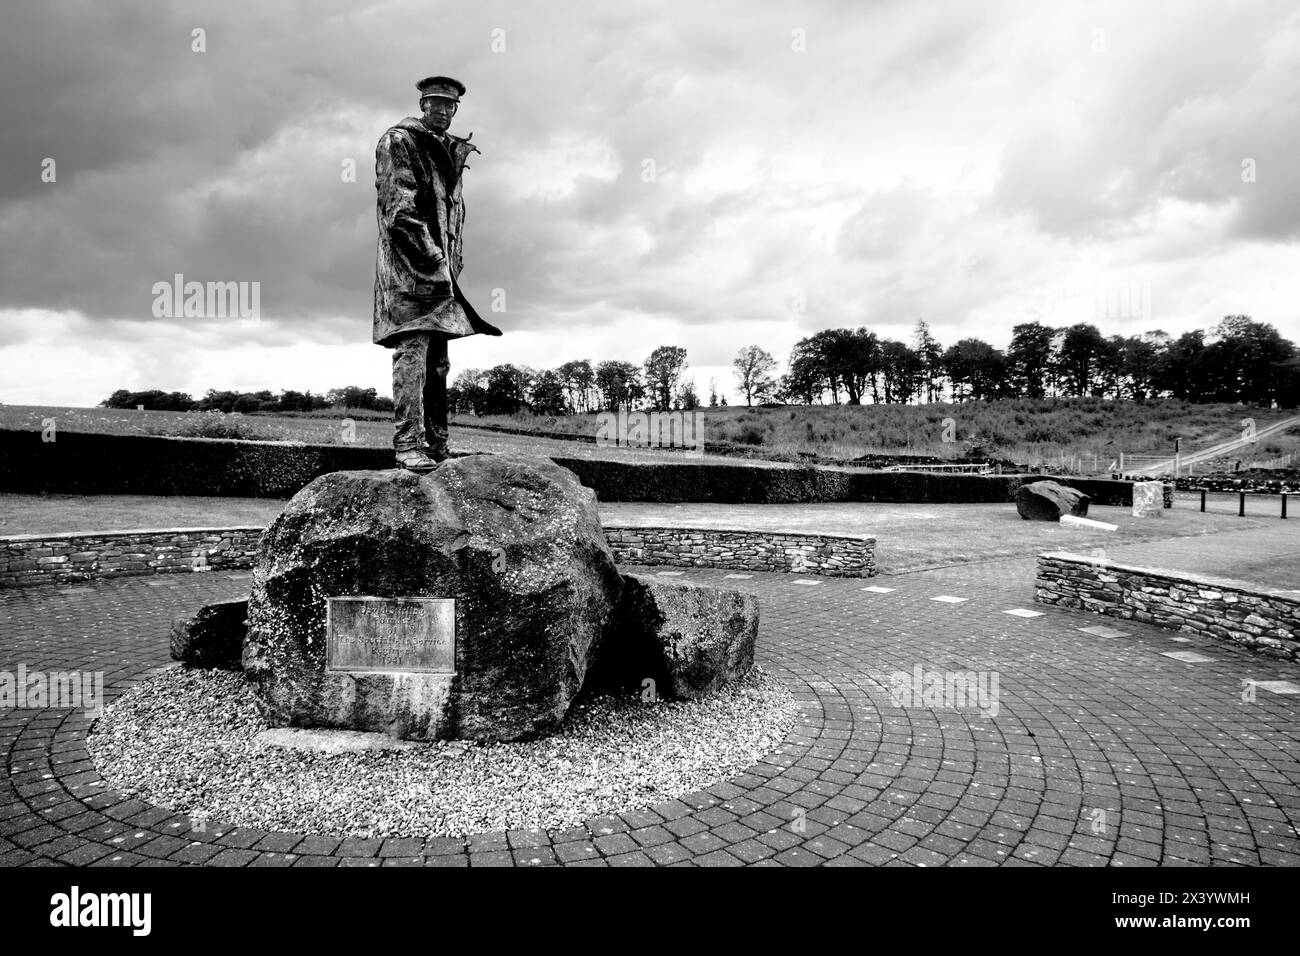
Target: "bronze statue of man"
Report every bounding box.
[374,75,501,473]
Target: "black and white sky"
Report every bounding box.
[1,0,1298,406]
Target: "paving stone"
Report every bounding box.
[2,553,1297,870]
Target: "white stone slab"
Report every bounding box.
[1004,608,1045,618]
[1254,681,1300,695]
[656,570,686,576]
[1168,636,1192,643]
[793,579,821,586]
[723,573,753,579]
[1162,650,1215,663]
[1059,514,1118,531]
[861,586,896,593]
[255,728,426,755]
[931,595,968,603]
[1078,625,1129,638]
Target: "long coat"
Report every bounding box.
[372,116,502,346]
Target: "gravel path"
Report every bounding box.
[86,666,797,840]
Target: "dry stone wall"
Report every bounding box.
[1036,552,1299,661]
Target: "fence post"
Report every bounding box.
[1200,489,1206,513]
[1239,492,1246,517]
[1283,494,1288,520]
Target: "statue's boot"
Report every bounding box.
[427,426,451,463]
[395,447,438,473]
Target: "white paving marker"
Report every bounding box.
[723,573,753,579]
[931,595,968,603]
[1254,681,1300,695]
[1004,608,1045,618]
[1078,625,1129,638]
[793,579,821,586]
[1162,650,1215,663]
[861,586,896,594]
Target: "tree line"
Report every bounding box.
[452,315,1299,414]
[100,314,1299,416]
[100,386,394,413]
[757,316,1299,408]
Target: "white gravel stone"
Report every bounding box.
[87,666,797,839]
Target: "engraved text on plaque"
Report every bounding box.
[326,597,455,673]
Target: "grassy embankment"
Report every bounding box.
[2,398,1297,473]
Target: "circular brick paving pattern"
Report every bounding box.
[2,560,1298,867]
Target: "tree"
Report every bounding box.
[485,364,531,414]
[449,369,489,414]
[732,345,777,406]
[99,389,195,411]
[644,346,687,410]
[912,320,944,402]
[529,369,568,416]
[785,339,831,403]
[1205,315,1296,405]
[556,359,595,414]
[1152,331,1208,401]
[677,377,700,409]
[1006,322,1054,398]
[708,378,719,407]
[325,385,385,411]
[1056,323,1108,396]
[1120,332,1167,400]
[943,339,1005,401]
[878,340,922,403]
[594,360,645,411]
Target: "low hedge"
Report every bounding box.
[0,429,389,498]
[0,428,1139,505]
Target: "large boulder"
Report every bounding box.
[1016,480,1090,521]
[170,599,247,671]
[588,573,757,700]
[243,454,623,742]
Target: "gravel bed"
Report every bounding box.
[86,667,797,839]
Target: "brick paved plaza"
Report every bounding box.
[3,545,1298,867]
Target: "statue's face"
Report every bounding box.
[420,96,457,132]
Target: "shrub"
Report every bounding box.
[145,410,277,441]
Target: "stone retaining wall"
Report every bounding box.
[1036,552,1299,661]
[1,525,877,587]
[0,527,262,588]
[603,526,875,577]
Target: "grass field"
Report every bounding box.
[456,399,1300,468]
[3,398,1297,474]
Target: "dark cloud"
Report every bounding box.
[1,0,1298,405]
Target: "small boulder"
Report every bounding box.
[170,599,247,671]
[589,573,757,700]
[1017,480,1090,521]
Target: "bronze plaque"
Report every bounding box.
[326,597,455,674]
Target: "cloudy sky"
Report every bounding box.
[1,0,1298,407]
